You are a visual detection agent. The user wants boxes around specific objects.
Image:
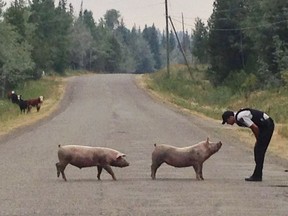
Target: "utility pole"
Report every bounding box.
[169,16,193,79]
[182,13,185,53]
[165,0,170,77]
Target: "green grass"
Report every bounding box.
[147,64,288,138]
[0,70,94,135]
[147,65,233,119]
[0,76,62,133]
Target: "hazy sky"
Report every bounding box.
[68,0,214,30]
[4,0,215,31]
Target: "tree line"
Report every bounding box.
[191,0,288,92]
[3,0,286,98]
[1,0,195,97]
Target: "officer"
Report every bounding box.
[221,108,274,181]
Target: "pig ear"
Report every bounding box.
[116,153,126,159]
[206,137,209,143]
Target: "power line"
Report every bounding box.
[169,16,288,31]
[169,16,196,28]
[212,20,288,31]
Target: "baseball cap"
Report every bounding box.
[222,111,234,124]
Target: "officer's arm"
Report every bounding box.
[250,123,259,139]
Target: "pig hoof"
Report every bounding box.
[196,177,204,181]
[56,163,60,177]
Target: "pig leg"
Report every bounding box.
[97,166,103,180]
[193,163,204,180]
[151,161,163,180]
[56,162,68,181]
[103,165,116,180]
[198,163,204,180]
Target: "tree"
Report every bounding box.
[104,35,122,72]
[114,20,135,72]
[53,3,73,72]
[129,26,155,73]
[69,18,94,70]
[0,22,34,97]
[134,37,155,73]
[191,18,208,64]
[0,0,5,15]
[143,24,162,69]
[207,0,248,86]
[4,0,27,38]
[104,9,120,30]
[29,0,73,73]
[243,0,288,87]
[169,30,176,51]
[82,9,97,39]
[161,30,176,53]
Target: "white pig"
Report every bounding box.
[56,145,129,181]
[151,138,222,180]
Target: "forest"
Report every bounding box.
[1,0,288,97]
[0,0,186,97]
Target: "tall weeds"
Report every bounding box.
[147,65,288,138]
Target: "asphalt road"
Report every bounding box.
[0,74,288,216]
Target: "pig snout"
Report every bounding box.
[215,141,222,151]
[209,141,222,153]
[111,155,130,167]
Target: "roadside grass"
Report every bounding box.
[0,70,93,136]
[0,76,64,136]
[145,65,233,119]
[144,64,288,159]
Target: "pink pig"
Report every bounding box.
[56,145,129,181]
[151,138,222,180]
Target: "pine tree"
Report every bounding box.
[143,24,162,69]
[207,0,248,86]
[191,18,208,64]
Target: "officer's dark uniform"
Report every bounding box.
[235,108,274,180]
